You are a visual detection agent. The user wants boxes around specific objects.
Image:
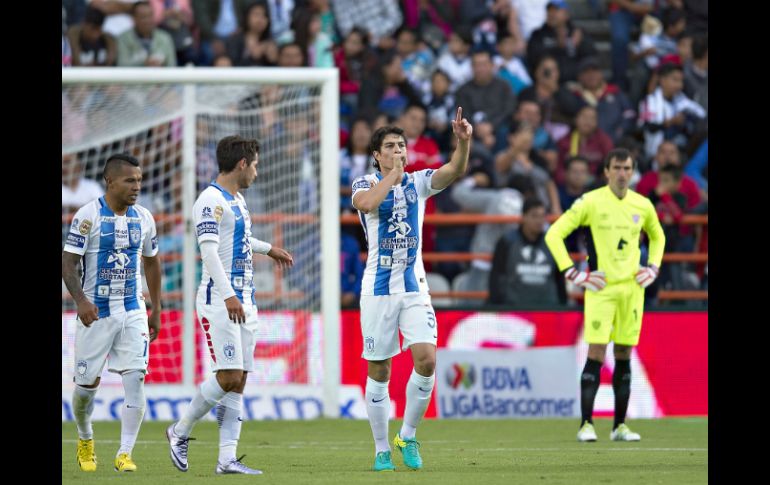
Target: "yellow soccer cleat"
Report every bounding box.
[76,439,97,472]
[114,453,137,472]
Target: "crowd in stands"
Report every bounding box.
[62,0,708,308]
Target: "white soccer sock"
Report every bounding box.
[365,377,391,454]
[118,371,146,456]
[216,392,243,464]
[175,375,227,438]
[400,369,435,440]
[72,385,97,440]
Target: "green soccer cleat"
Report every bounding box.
[577,422,598,442]
[372,451,396,472]
[393,434,422,470]
[610,423,641,441]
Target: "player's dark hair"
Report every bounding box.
[604,148,636,170]
[658,62,683,78]
[216,135,260,173]
[369,126,405,171]
[103,153,140,180]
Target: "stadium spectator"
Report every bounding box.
[638,8,686,71]
[331,0,403,48]
[276,41,304,66]
[569,56,636,144]
[494,33,532,95]
[90,0,140,37]
[607,0,655,90]
[435,26,474,93]
[191,0,249,65]
[514,100,559,174]
[423,70,456,152]
[557,155,591,253]
[358,50,425,121]
[151,0,195,65]
[519,55,583,143]
[69,6,118,66]
[62,154,105,212]
[527,1,597,83]
[292,7,334,67]
[683,33,707,115]
[263,0,296,43]
[225,1,277,66]
[340,118,375,213]
[488,198,566,306]
[638,63,706,159]
[309,0,339,44]
[556,105,614,186]
[394,27,436,97]
[455,49,517,143]
[117,1,177,66]
[495,121,561,213]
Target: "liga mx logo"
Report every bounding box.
[446,363,476,389]
[365,336,375,353]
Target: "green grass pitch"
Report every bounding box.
[63,417,707,484]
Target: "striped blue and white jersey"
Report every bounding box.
[193,182,255,305]
[352,169,443,296]
[63,197,158,318]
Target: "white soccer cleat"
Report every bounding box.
[577,422,598,442]
[610,424,641,441]
[166,422,192,472]
[215,456,263,475]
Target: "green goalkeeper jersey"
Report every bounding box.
[545,185,666,285]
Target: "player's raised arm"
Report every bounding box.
[430,107,473,190]
[352,155,404,214]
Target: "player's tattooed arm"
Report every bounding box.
[62,251,99,326]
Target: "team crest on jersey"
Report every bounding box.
[632,214,640,224]
[130,228,141,244]
[223,342,236,361]
[77,360,88,375]
[405,186,417,203]
[365,336,375,353]
[79,220,92,235]
[214,206,224,222]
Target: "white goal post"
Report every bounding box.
[62,68,341,418]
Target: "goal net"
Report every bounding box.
[62,68,340,419]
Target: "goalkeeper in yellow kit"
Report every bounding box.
[545,148,665,442]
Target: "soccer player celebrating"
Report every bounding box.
[62,154,162,472]
[166,135,293,475]
[352,107,472,471]
[545,148,665,442]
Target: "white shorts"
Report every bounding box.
[73,304,149,386]
[196,289,259,372]
[360,292,437,361]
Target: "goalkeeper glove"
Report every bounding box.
[635,264,659,288]
[564,266,606,292]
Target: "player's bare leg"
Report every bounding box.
[578,344,606,442]
[74,377,100,471]
[610,344,640,441]
[394,343,435,470]
[367,359,395,471]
